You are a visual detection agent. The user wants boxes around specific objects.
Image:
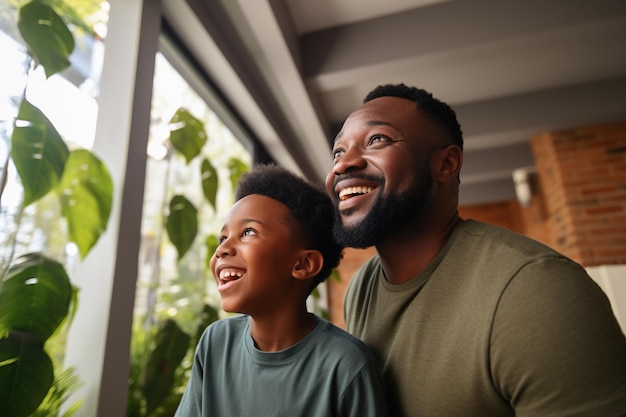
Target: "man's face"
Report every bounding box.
[325,96,442,248]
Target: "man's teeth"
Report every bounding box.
[339,186,374,201]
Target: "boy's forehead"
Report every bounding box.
[228,194,289,220]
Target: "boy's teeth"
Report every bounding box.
[221,270,243,280]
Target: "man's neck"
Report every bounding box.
[378,214,462,285]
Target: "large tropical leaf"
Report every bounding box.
[57,149,114,259]
[0,335,54,417]
[0,253,72,341]
[141,319,190,416]
[168,108,208,164]
[11,99,69,207]
[200,158,218,210]
[166,195,198,260]
[18,1,74,78]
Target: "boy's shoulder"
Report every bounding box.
[202,314,247,339]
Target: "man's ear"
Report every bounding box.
[292,250,324,281]
[434,145,462,182]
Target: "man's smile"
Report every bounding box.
[338,186,376,201]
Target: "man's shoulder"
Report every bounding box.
[459,219,563,258]
[314,318,378,363]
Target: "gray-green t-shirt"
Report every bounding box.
[345,219,626,417]
[175,314,388,417]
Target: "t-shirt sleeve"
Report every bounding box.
[337,357,390,417]
[490,256,626,416]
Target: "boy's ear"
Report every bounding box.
[292,250,324,281]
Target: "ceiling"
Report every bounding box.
[163,0,626,205]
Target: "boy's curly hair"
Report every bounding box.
[235,163,343,289]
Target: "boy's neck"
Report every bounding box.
[248,310,317,352]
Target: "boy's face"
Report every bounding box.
[210,194,304,315]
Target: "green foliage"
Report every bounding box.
[204,234,219,270]
[18,1,74,78]
[227,157,248,193]
[31,367,83,417]
[127,305,220,417]
[142,320,190,416]
[0,254,72,340]
[168,108,208,164]
[200,158,218,210]
[11,98,69,207]
[0,1,113,415]
[0,335,54,417]
[165,195,198,260]
[57,149,114,258]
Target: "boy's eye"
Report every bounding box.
[242,227,257,237]
[217,235,227,244]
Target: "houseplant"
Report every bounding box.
[0,1,112,416]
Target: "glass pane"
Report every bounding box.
[134,50,251,334]
[129,50,252,412]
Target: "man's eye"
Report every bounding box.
[368,134,389,145]
[332,149,344,161]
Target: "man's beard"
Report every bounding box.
[332,170,432,249]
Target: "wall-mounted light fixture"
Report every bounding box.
[512,166,538,208]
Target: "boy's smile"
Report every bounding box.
[216,266,245,291]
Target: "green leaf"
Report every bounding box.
[166,195,198,260]
[11,99,69,207]
[0,334,54,417]
[0,253,72,341]
[168,108,208,164]
[227,158,248,193]
[18,1,74,78]
[56,149,114,259]
[31,366,83,417]
[205,234,219,270]
[200,158,218,210]
[141,319,190,416]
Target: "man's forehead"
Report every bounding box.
[334,97,417,141]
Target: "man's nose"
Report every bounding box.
[332,145,366,175]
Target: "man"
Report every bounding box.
[326,83,626,416]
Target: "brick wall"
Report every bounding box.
[531,121,626,265]
[327,121,626,328]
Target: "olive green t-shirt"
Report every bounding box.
[344,220,626,417]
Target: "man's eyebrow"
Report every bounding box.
[334,120,397,144]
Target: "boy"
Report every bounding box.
[174,163,388,417]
